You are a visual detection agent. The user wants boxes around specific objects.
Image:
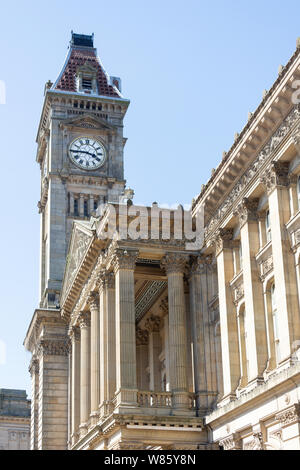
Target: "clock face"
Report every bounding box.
[69,137,106,170]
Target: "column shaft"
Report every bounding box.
[89,294,100,422]
[79,314,90,433]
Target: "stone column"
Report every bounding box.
[161,253,189,410]
[215,229,240,403]
[29,357,39,450]
[89,194,94,214]
[145,315,162,391]
[79,312,91,435]
[189,256,210,410]
[69,192,74,216]
[234,198,268,383]
[112,249,138,410]
[261,163,300,362]
[68,326,80,446]
[136,327,149,391]
[79,194,84,217]
[98,274,107,418]
[88,292,100,424]
[105,272,117,409]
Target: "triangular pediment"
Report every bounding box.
[61,221,94,303]
[60,114,116,131]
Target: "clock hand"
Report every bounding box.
[70,149,97,158]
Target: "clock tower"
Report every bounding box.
[37,32,129,308]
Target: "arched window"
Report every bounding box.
[266,209,272,242]
[271,282,280,363]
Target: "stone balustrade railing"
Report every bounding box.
[137,391,172,408]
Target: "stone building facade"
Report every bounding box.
[24,32,300,450]
[0,389,30,450]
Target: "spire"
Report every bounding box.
[52,32,121,98]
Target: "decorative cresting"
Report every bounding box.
[37,337,69,357]
[260,161,290,194]
[214,228,234,257]
[219,432,242,450]
[276,403,300,426]
[144,315,161,333]
[204,105,300,240]
[136,327,149,346]
[234,197,259,228]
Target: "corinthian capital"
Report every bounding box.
[68,325,80,341]
[111,248,138,272]
[87,292,99,310]
[136,327,149,346]
[260,161,289,194]
[214,228,233,256]
[234,197,259,228]
[78,311,91,329]
[190,255,211,275]
[160,253,188,274]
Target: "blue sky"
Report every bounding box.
[1,0,300,396]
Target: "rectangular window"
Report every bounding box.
[74,199,79,217]
[84,200,88,217]
[82,78,92,90]
[266,210,272,242]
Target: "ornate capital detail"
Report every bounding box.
[87,292,99,310]
[136,327,149,346]
[261,161,290,194]
[78,311,91,329]
[234,197,259,228]
[259,255,273,281]
[190,255,211,275]
[112,249,138,272]
[160,253,188,274]
[37,338,69,357]
[214,228,233,256]
[219,432,242,450]
[144,315,161,333]
[68,325,80,341]
[29,357,39,376]
[276,403,300,426]
[105,271,115,289]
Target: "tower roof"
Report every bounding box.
[52,32,121,98]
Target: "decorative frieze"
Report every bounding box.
[219,432,242,450]
[276,403,300,426]
[204,105,300,240]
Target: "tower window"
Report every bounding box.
[82,78,92,90]
[74,199,79,217]
[84,200,88,217]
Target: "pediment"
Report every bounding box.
[61,221,94,302]
[60,114,116,131]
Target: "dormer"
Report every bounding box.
[76,63,98,94]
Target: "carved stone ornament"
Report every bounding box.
[144,315,161,333]
[204,105,300,240]
[136,327,149,346]
[243,432,264,450]
[259,255,274,281]
[78,311,91,329]
[160,253,188,275]
[214,228,233,256]
[111,249,138,272]
[260,161,290,194]
[190,255,211,275]
[159,297,168,316]
[105,271,115,289]
[87,292,99,310]
[219,432,242,450]
[28,357,39,376]
[68,325,80,342]
[37,338,70,357]
[234,197,259,228]
[276,403,300,427]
